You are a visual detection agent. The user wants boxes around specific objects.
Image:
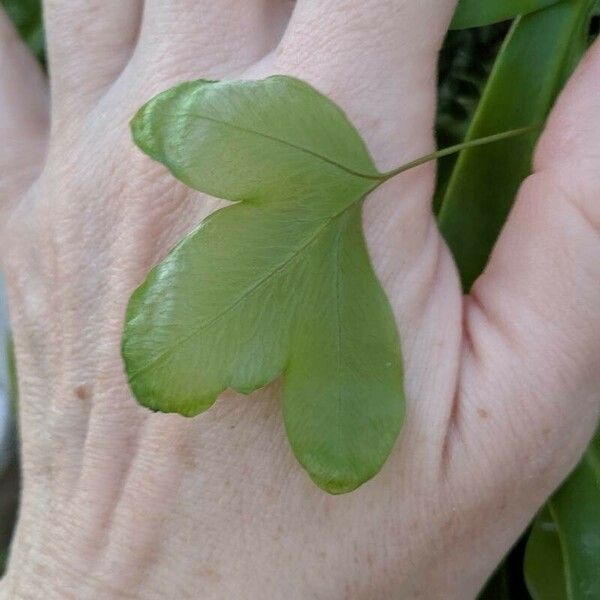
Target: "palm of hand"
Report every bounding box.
[1,2,599,599]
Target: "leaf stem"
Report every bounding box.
[380,124,541,182]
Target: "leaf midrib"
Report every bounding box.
[333,218,344,464]
[128,203,362,381]
[163,111,383,182]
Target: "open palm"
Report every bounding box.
[1,1,598,598]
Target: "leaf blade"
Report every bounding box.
[549,431,600,600]
[123,202,347,415]
[525,431,600,600]
[524,507,569,600]
[123,77,405,492]
[284,205,404,494]
[451,0,562,29]
[130,76,381,204]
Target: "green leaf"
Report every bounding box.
[525,431,600,600]
[439,0,596,290]
[436,24,511,208]
[548,430,600,599]
[452,0,563,30]
[525,507,568,599]
[122,76,404,494]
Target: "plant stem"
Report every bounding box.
[381,124,540,182]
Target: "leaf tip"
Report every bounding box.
[303,455,386,495]
[130,101,162,163]
[126,374,218,419]
[129,110,145,147]
[310,471,370,496]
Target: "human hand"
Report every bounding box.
[0,2,598,598]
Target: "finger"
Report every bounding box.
[277,0,457,168]
[275,1,462,473]
[43,1,142,110]
[0,9,48,213]
[535,38,600,196]
[275,0,457,299]
[274,0,458,288]
[134,1,292,83]
[452,40,600,497]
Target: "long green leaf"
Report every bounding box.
[525,431,600,599]
[436,24,511,208]
[525,507,569,599]
[548,432,600,599]
[452,0,563,30]
[439,0,595,291]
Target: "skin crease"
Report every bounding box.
[0,0,598,597]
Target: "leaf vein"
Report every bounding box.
[128,208,356,381]
[163,112,382,181]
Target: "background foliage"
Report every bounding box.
[0,0,598,597]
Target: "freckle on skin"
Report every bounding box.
[174,437,197,470]
[74,384,92,400]
[197,566,222,584]
[477,407,489,419]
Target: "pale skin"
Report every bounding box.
[0,1,598,598]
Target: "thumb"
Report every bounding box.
[0,8,48,222]
[455,38,600,502]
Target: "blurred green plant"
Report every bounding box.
[436,23,510,208]
[439,0,596,290]
[1,0,44,60]
[0,338,18,577]
[0,0,598,596]
[525,432,600,599]
[451,0,563,29]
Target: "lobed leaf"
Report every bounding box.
[123,77,405,494]
[131,77,380,203]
